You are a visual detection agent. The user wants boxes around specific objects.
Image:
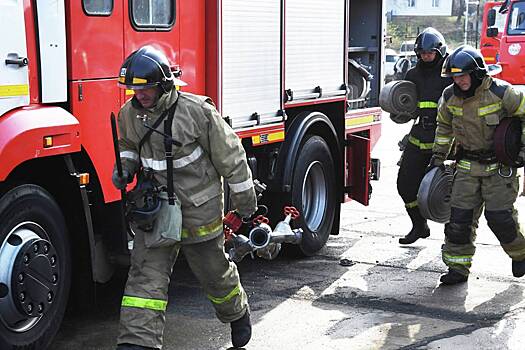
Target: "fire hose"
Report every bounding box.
[417,165,454,224]
[379,80,417,124]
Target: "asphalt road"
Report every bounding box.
[52,116,525,350]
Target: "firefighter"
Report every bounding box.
[395,28,453,244]
[112,46,257,349]
[431,45,525,285]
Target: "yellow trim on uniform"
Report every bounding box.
[207,284,241,305]
[0,84,29,97]
[405,200,418,209]
[252,131,285,145]
[408,135,434,150]
[457,160,471,170]
[132,77,148,84]
[121,296,168,311]
[478,102,502,116]
[181,217,223,239]
[418,101,438,108]
[457,159,499,172]
[514,95,525,115]
[435,136,452,145]
[436,112,451,125]
[345,115,375,127]
[447,105,463,116]
[443,253,473,266]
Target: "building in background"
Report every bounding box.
[387,0,453,17]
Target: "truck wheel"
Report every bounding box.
[291,135,336,256]
[0,185,71,349]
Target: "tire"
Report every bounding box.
[0,185,71,350]
[291,135,336,256]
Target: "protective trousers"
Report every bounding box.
[443,169,525,275]
[117,229,248,349]
[397,142,432,220]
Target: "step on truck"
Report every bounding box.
[0,0,384,348]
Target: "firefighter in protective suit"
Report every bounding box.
[112,46,257,349]
[395,28,453,244]
[432,45,525,285]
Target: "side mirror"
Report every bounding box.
[487,27,499,38]
[487,8,496,27]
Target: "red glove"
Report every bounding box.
[223,211,242,233]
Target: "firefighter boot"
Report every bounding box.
[440,269,468,285]
[230,309,252,348]
[399,207,430,245]
[512,259,525,277]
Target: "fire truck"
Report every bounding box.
[0,0,384,348]
[481,0,525,89]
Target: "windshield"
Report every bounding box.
[507,1,525,35]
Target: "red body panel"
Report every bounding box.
[66,2,124,80]
[0,106,81,181]
[180,0,206,95]
[70,79,122,202]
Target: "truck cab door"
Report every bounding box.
[123,0,180,78]
[0,0,29,116]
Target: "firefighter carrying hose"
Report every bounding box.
[394,28,453,244]
[111,46,257,349]
[431,45,525,285]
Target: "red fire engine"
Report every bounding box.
[481,0,525,88]
[0,0,383,348]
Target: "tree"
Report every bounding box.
[453,0,466,25]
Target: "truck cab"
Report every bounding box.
[483,0,525,88]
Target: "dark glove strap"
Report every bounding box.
[164,101,179,205]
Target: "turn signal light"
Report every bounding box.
[78,173,90,185]
[43,136,53,148]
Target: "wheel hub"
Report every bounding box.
[0,222,58,332]
[12,238,59,317]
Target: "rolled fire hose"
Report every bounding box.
[379,80,417,116]
[417,165,454,224]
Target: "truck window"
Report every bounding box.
[131,0,175,29]
[83,0,113,16]
[508,2,525,35]
[491,6,507,32]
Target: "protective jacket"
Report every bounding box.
[405,56,453,151]
[118,87,257,244]
[434,76,525,176]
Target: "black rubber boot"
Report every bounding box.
[512,260,525,277]
[116,344,156,350]
[440,269,468,285]
[230,309,252,348]
[399,207,430,245]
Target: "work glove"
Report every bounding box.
[425,154,445,174]
[112,168,132,190]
